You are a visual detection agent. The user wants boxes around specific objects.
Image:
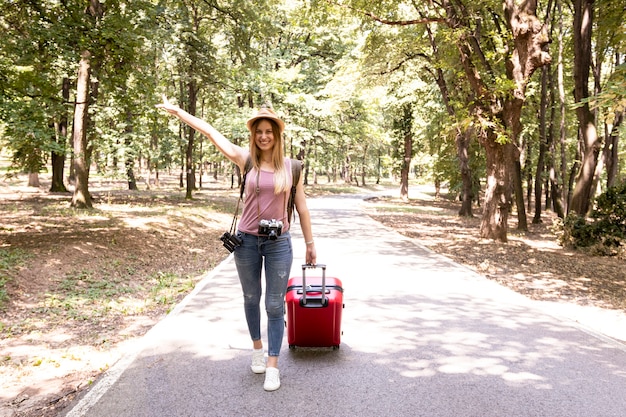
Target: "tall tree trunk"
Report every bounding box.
[399,104,412,201]
[606,54,623,188]
[534,65,550,223]
[361,145,367,186]
[71,50,93,209]
[557,0,568,213]
[501,0,552,233]
[184,81,197,199]
[606,114,622,188]
[548,60,565,218]
[400,132,411,201]
[125,106,138,190]
[569,0,600,216]
[512,153,527,231]
[50,77,70,192]
[457,129,474,217]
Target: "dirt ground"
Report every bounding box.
[1,177,625,417]
[0,175,238,417]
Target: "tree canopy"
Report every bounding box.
[1,0,624,241]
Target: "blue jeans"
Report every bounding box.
[233,231,293,357]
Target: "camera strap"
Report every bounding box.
[238,156,297,231]
[229,197,241,235]
[254,168,287,224]
[228,157,254,235]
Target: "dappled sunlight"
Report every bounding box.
[72,271,626,416]
[366,195,626,312]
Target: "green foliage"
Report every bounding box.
[0,0,623,211]
[592,181,626,240]
[553,182,626,256]
[586,63,626,126]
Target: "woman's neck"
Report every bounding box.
[259,152,273,165]
[257,153,274,171]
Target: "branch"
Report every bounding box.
[329,0,445,26]
[378,52,429,75]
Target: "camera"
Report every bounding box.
[258,219,283,240]
[220,232,242,253]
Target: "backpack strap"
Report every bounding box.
[287,158,302,222]
[240,156,253,200]
[241,156,302,223]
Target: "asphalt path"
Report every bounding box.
[63,192,626,417]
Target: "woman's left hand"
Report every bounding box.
[306,244,316,265]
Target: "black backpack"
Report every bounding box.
[240,157,302,222]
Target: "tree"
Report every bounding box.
[0,1,69,187]
[1,0,623,231]
[70,50,93,208]
[347,0,551,241]
[50,78,70,193]
[569,0,600,216]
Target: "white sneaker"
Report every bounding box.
[251,349,266,374]
[263,367,280,391]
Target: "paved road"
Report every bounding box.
[63,193,626,417]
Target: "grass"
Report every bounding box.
[0,248,31,308]
[30,268,197,326]
[149,271,195,309]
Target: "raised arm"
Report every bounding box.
[156,95,248,169]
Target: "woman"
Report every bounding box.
[157,96,316,391]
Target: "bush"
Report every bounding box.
[553,181,626,256]
[592,181,626,240]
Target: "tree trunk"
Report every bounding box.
[28,172,40,187]
[569,0,600,216]
[400,113,412,201]
[512,155,527,231]
[361,145,367,186]
[50,78,70,192]
[606,115,622,188]
[480,137,515,242]
[185,79,198,199]
[548,59,565,218]
[557,0,568,214]
[501,0,552,233]
[125,107,138,191]
[71,50,93,209]
[533,65,550,223]
[400,134,411,200]
[457,129,474,217]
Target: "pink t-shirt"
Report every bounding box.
[238,160,293,235]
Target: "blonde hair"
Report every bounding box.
[249,118,289,194]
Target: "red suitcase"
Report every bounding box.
[286,264,344,349]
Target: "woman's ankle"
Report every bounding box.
[267,356,278,368]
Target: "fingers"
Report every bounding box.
[306,248,316,265]
[155,94,170,109]
[155,94,178,115]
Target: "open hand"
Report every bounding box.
[155,94,181,115]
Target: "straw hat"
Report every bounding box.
[246,107,285,134]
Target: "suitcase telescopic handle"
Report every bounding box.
[301,263,326,306]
